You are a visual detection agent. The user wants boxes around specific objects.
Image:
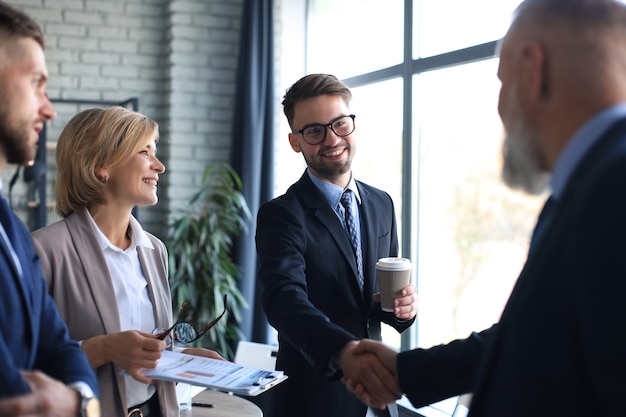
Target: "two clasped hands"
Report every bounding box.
[336,285,418,410]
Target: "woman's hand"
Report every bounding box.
[82,331,166,383]
[181,347,225,361]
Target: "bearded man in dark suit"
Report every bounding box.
[0,2,99,416]
[344,1,626,416]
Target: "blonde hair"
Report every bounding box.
[55,106,159,217]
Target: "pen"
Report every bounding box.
[191,402,215,408]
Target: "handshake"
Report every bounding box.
[337,339,403,410]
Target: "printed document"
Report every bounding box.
[138,349,287,396]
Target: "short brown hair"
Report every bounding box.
[55,106,159,217]
[282,74,352,128]
[0,1,44,49]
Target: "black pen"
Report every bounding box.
[191,402,215,408]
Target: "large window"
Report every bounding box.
[350,79,405,247]
[412,60,543,348]
[414,1,517,58]
[306,0,404,79]
[278,0,540,360]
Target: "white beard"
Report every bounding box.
[500,89,551,195]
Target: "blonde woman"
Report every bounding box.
[32,107,221,417]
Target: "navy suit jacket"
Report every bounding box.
[256,172,413,417]
[398,118,626,416]
[0,205,97,397]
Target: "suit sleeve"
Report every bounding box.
[398,326,495,408]
[256,200,357,377]
[23,224,99,395]
[0,325,31,396]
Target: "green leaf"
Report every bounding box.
[166,162,250,360]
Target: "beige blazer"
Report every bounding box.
[31,208,178,417]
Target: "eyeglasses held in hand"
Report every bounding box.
[293,114,356,145]
[153,294,228,345]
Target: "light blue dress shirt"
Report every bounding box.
[306,170,362,239]
[551,103,626,199]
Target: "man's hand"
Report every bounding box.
[374,284,418,320]
[335,341,402,410]
[342,339,402,409]
[0,371,81,417]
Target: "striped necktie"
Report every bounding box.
[340,189,364,292]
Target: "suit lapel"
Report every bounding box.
[294,173,363,297]
[0,232,21,277]
[66,209,122,335]
[137,244,169,328]
[356,182,376,296]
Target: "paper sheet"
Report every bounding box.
[137,349,287,396]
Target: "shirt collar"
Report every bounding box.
[306,169,362,209]
[86,208,154,252]
[551,102,626,199]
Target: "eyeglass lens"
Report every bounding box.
[154,302,190,340]
[301,115,355,145]
[154,294,228,345]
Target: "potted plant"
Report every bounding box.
[167,162,251,359]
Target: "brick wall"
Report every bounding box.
[5,0,247,240]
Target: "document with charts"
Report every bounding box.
[138,349,287,396]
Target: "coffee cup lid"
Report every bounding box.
[376,257,411,270]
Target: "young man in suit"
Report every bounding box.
[0,2,99,416]
[345,0,626,416]
[255,73,418,417]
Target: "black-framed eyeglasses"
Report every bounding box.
[294,114,356,145]
[153,294,228,345]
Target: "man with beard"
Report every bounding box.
[342,0,626,416]
[0,2,99,416]
[255,73,418,417]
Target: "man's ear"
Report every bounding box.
[288,133,301,153]
[520,40,549,102]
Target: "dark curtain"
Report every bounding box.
[230,0,275,344]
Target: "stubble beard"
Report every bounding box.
[0,100,36,165]
[303,145,353,182]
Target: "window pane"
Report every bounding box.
[414,0,521,58]
[307,0,404,79]
[350,78,404,251]
[412,59,545,348]
[349,79,405,348]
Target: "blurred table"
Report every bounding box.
[181,389,263,417]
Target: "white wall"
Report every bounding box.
[6,0,245,239]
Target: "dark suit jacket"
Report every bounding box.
[0,204,97,397]
[256,172,413,417]
[397,118,626,416]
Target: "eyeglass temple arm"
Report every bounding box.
[155,302,189,340]
[197,294,229,336]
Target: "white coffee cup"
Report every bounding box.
[376,257,412,312]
